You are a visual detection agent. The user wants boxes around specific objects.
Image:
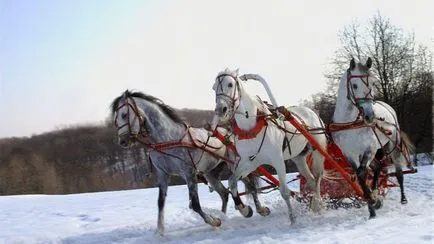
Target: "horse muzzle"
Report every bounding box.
[118,134,136,148]
[214,99,233,125]
[357,100,375,125]
[361,107,375,125]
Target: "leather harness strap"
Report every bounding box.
[231,110,268,140]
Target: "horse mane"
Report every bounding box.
[217,68,239,78]
[356,62,370,73]
[110,90,187,125]
[254,95,270,113]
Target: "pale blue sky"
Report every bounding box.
[0,0,432,138]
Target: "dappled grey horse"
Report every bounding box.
[111,90,268,235]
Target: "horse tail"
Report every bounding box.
[400,130,416,167]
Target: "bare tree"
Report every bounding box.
[311,12,433,152]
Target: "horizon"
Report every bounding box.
[1,0,432,138]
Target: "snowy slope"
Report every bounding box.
[0,165,432,244]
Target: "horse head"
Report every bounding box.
[212,68,241,125]
[111,90,148,148]
[345,57,376,125]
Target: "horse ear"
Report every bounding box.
[234,68,239,75]
[350,58,356,70]
[366,57,372,69]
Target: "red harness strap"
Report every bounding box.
[327,119,374,133]
[142,140,195,151]
[137,127,239,164]
[232,111,268,140]
[212,130,238,154]
[327,118,392,136]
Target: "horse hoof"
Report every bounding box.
[401,198,408,204]
[310,198,322,213]
[155,228,165,236]
[212,217,222,227]
[258,207,271,216]
[244,206,253,218]
[373,199,383,210]
[237,204,253,218]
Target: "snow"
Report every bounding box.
[0,165,433,244]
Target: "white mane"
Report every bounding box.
[217,67,239,78]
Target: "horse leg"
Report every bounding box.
[242,174,270,216]
[395,163,407,204]
[203,171,230,213]
[355,154,379,219]
[292,149,321,213]
[186,178,221,227]
[371,148,384,191]
[229,175,253,217]
[387,143,408,204]
[275,161,296,224]
[292,147,316,190]
[370,161,380,192]
[156,170,169,236]
[309,150,325,213]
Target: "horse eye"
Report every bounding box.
[352,84,358,89]
[121,113,127,120]
[228,83,233,88]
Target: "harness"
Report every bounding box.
[328,70,408,160]
[214,75,328,159]
[114,92,239,170]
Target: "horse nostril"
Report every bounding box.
[364,115,369,121]
[120,139,127,146]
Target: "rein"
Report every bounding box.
[116,92,239,167]
[331,73,408,159]
[136,126,238,165]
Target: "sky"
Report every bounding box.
[0,0,432,138]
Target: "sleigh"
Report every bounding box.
[232,74,418,208]
[232,105,417,208]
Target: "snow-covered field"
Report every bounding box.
[1,165,432,244]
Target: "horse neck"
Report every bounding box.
[233,85,261,130]
[136,99,187,143]
[333,76,359,123]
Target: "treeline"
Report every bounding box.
[304,12,433,153]
[0,107,301,195]
[0,126,150,195]
[0,96,430,196]
[0,109,221,195]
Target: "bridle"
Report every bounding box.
[114,93,149,142]
[112,91,239,166]
[346,69,374,117]
[214,73,242,123]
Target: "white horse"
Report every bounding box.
[210,69,327,224]
[331,57,415,219]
